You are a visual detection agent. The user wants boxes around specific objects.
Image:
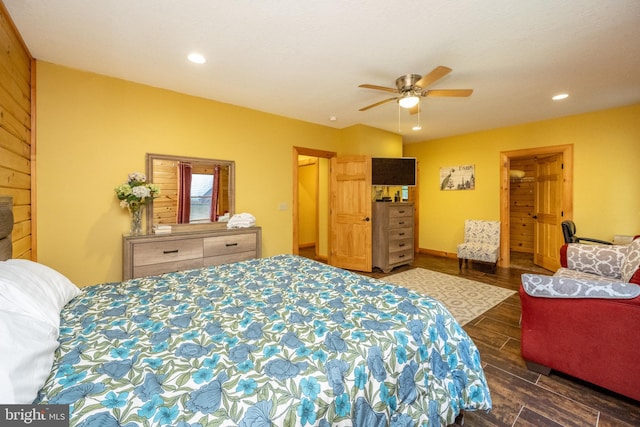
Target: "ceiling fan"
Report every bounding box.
[358,66,473,114]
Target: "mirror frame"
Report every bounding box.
[145,153,235,233]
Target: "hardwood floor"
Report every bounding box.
[298,247,640,426]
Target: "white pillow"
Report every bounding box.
[0,309,60,404]
[0,259,81,329]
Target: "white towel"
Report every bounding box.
[153,224,172,234]
[227,213,256,228]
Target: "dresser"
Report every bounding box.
[123,227,261,280]
[372,202,414,273]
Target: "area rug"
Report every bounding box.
[380,268,515,325]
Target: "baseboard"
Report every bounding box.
[418,248,458,259]
[418,248,507,269]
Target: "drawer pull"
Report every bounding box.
[163,249,179,254]
[399,232,405,236]
[398,210,405,214]
[399,243,405,247]
[225,243,238,247]
[398,221,405,225]
[398,254,405,258]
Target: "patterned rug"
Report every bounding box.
[380,268,515,325]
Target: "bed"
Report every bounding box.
[0,199,492,426]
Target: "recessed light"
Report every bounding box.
[552,93,569,101]
[188,53,206,64]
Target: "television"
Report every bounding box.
[372,157,417,186]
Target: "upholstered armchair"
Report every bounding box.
[457,220,501,273]
[520,238,640,401]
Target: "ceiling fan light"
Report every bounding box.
[398,95,420,109]
[188,52,206,64]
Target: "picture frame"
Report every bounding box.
[440,164,475,190]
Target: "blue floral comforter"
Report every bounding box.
[37,255,492,426]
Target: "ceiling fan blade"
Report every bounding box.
[359,97,397,111]
[426,89,473,97]
[358,84,398,93]
[415,66,452,89]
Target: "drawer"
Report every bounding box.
[389,227,412,241]
[133,238,203,267]
[388,248,414,265]
[388,205,413,219]
[388,217,413,229]
[204,233,257,257]
[204,250,256,267]
[389,238,413,253]
[133,258,203,278]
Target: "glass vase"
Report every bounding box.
[129,205,144,235]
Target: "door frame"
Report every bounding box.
[499,144,573,267]
[292,146,337,256]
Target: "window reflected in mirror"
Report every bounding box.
[146,153,234,232]
[189,173,215,222]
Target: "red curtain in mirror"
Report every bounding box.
[210,165,220,222]
[177,162,192,223]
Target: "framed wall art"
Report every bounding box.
[440,164,475,191]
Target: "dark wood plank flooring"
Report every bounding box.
[299,247,640,426]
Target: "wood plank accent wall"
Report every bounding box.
[0,3,33,259]
[509,158,535,253]
[152,158,179,224]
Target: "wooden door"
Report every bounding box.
[533,154,563,271]
[329,156,372,271]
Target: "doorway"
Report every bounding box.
[292,147,336,261]
[499,144,573,270]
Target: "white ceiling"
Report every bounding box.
[5,0,640,143]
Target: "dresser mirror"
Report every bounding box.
[145,153,235,233]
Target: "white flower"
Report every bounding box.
[132,186,151,199]
[128,172,147,183]
[115,172,160,209]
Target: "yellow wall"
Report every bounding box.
[35,62,402,286]
[404,103,640,255]
[340,124,403,156]
[298,162,317,246]
[38,61,637,284]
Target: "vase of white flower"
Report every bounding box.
[128,204,144,235]
[115,172,160,235]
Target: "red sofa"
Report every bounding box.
[520,239,640,401]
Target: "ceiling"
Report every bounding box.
[4,1,640,143]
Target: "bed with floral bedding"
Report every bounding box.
[33,254,491,426]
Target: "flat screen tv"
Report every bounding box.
[372,157,417,186]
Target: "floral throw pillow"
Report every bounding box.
[566,243,628,279]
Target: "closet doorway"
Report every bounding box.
[500,144,573,271]
[292,147,336,261]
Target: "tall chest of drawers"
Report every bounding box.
[372,202,414,273]
[123,227,261,280]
